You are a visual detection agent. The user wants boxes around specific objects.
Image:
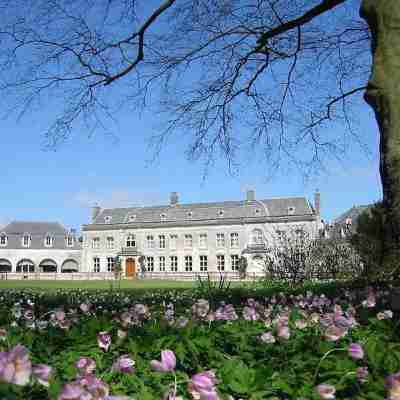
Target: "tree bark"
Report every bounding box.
[360,0,400,261]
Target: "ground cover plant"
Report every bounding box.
[0,285,399,399]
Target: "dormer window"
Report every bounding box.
[66,235,74,247]
[44,235,54,247]
[251,229,264,245]
[255,208,261,216]
[127,214,136,222]
[187,211,193,218]
[218,210,224,217]
[22,234,31,248]
[104,216,112,224]
[288,206,296,215]
[345,217,352,225]
[0,233,7,247]
[160,213,167,221]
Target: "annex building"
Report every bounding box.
[81,190,323,278]
[0,221,81,274]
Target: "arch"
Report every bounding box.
[0,259,11,272]
[16,259,35,273]
[61,259,79,272]
[251,229,264,245]
[39,258,58,273]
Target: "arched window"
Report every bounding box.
[0,259,11,272]
[16,259,34,273]
[126,234,136,247]
[251,229,264,245]
[39,259,57,272]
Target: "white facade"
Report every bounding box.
[82,191,322,277]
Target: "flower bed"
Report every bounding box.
[0,286,399,399]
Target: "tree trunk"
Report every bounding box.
[360,0,400,266]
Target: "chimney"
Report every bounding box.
[170,192,179,206]
[246,189,255,201]
[92,204,101,223]
[314,190,321,217]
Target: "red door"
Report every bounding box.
[126,259,136,278]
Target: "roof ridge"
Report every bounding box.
[99,196,308,212]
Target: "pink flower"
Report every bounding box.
[324,325,346,342]
[112,355,135,374]
[55,310,66,322]
[356,367,369,383]
[75,357,96,375]
[151,350,176,372]
[276,323,290,340]
[97,331,111,351]
[259,332,276,344]
[316,383,336,399]
[79,303,91,313]
[348,343,364,360]
[362,288,376,308]
[58,383,84,399]
[32,364,52,386]
[0,344,32,386]
[188,370,219,400]
[386,371,400,400]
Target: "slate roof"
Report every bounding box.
[90,197,315,226]
[0,221,81,250]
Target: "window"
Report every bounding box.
[199,233,207,248]
[104,216,112,224]
[16,260,34,273]
[159,235,166,249]
[127,214,136,222]
[107,257,115,272]
[22,234,31,248]
[0,234,7,247]
[184,234,193,248]
[230,232,239,248]
[170,256,178,272]
[295,229,306,241]
[276,230,286,243]
[106,236,114,249]
[159,256,166,272]
[66,235,74,247]
[147,235,155,249]
[288,206,296,215]
[231,255,239,271]
[218,210,224,217]
[251,229,264,245]
[170,234,178,250]
[92,237,100,249]
[255,208,261,215]
[44,235,53,247]
[184,255,193,272]
[160,213,167,221]
[147,256,154,272]
[217,255,225,271]
[187,211,193,218]
[200,255,208,271]
[216,233,225,247]
[126,234,136,247]
[93,257,100,272]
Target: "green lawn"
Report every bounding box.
[0,279,195,290]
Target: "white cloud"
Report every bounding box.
[71,189,164,209]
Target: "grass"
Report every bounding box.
[0,279,195,290]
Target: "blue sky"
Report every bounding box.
[0,94,381,232]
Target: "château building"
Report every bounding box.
[81,190,323,277]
